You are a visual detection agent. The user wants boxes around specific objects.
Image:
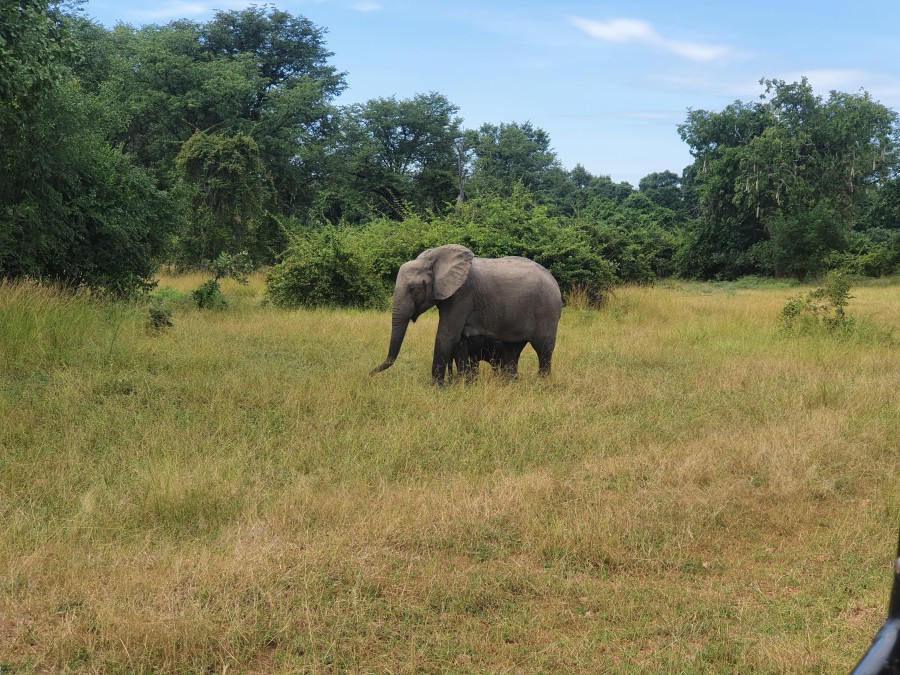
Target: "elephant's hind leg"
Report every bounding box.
[499,341,527,378]
[531,336,555,376]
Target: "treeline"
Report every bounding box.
[2,2,899,301]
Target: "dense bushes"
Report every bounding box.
[267,229,386,309]
[266,189,624,308]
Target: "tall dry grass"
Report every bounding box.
[0,275,897,672]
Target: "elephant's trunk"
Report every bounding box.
[371,304,411,374]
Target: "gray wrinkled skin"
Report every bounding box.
[371,245,562,384]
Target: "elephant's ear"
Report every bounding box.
[418,244,474,300]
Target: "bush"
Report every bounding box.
[191,279,227,310]
[190,250,254,310]
[436,188,618,301]
[824,230,900,277]
[149,286,193,308]
[147,301,174,329]
[343,188,618,306]
[266,228,386,309]
[779,272,854,334]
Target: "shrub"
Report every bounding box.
[147,302,174,330]
[192,279,227,310]
[191,250,254,310]
[149,286,193,308]
[824,229,900,277]
[267,228,386,309]
[779,272,855,334]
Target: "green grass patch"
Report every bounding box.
[0,276,897,672]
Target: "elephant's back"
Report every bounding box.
[474,256,560,291]
[469,256,562,335]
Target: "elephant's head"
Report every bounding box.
[371,244,474,374]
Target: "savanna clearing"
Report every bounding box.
[1,274,898,673]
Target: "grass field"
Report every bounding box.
[1,273,898,672]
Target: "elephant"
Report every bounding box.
[450,336,527,380]
[371,244,562,384]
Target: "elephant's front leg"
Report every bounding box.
[431,333,456,384]
[432,302,469,385]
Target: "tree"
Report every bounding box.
[199,6,346,213]
[199,6,345,117]
[95,7,345,208]
[1,1,174,293]
[266,227,385,309]
[174,130,275,265]
[464,121,560,199]
[325,92,463,221]
[0,0,76,128]
[677,78,899,279]
[550,164,635,217]
[639,170,684,212]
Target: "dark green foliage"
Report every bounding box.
[267,188,619,309]
[639,171,685,212]
[678,78,900,280]
[580,191,685,283]
[321,93,463,223]
[190,250,253,310]
[266,229,386,309]
[825,230,900,277]
[199,6,345,213]
[444,188,617,299]
[174,131,275,265]
[7,4,900,295]
[191,279,227,310]
[78,5,345,264]
[98,6,344,187]
[749,203,846,279]
[1,79,175,294]
[542,164,637,219]
[199,6,345,102]
[0,0,77,124]
[463,122,560,201]
[586,222,681,283]
[207,250,254,286]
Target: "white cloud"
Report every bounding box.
[570,17,656,43]
[569,16,730,63]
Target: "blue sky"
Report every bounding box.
[78,0,900,186]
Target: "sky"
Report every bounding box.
[78,0,900,187]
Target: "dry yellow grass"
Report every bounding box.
[0,275,897,672]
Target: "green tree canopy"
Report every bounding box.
[464,121,560,200]
[322,92,463,222]
[677,78,899,278]
[639,170,685,212]
[1,0,174,292]
[92,7,344,203]
[174,130,276,265]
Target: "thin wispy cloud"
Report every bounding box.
[128,0,245,21]
[131,2,208,20]
[569,16,731,63]
[656,69,900,108]
[352,2,384,11]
